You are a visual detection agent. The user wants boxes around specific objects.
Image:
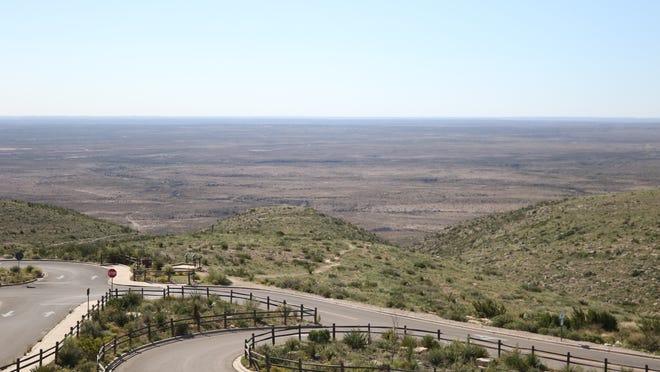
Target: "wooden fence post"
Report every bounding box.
[314,308,318,324]
[39,348,43,366]
[272,326,276,346]
[498,340,502,357]
[267,296,270,311]
[298,324,302,340]
[170,318,175,337]
[367,323,371,342]
[114,336,117,355]
[16,358,20,372]
[604,358,608,372]
[55,341,59,365]
[332,323,336,340]
[300,304,304,321]
[298,359,302,372]
[437,329,441,340]
[566,352,571,368]
[230,289,233,304]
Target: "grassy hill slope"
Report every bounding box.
[5,199,657,351]
[0,199,136,257]
[415,189,659,315]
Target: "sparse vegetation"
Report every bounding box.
[253,330,493,371]
[3,189,658,353]
[0,265,42,285]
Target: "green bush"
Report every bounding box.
[29,366,60,372]
[416,335,436,349]
[569,307,618,331]
[308,329,331,343]
[174,322,189,336]
[79,320,104,338]
[207,268,231,285]
[472,298,507,318]
[57,337,84,368]
[343,330,368,350]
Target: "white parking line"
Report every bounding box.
[2,310,15,318]
[44,311,55,318]
[56,275,65,280]
[91,275,99,280]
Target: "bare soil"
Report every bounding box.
[1,117,658,245]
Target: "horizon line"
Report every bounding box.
[1,115,660,121]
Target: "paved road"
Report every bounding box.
[115,285,660,372]
[0,260,109,365]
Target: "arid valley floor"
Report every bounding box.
[1,117,658,245]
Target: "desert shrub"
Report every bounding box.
[174,322,189,336]
[491,313,515,327]
[472,298,507,318]
[57,337,84,368]
[343,330,368,350]
[110,310,129,327]
[79,320,104,338]
[308,329,331,344]
[30,366,61,372]
[421,335,439,349]
[283,338,301,352]
[587,309,618,331]
[442,341,488,365]
[569,307,618,331]
[427,348,444,366]
[108,291,142,311]
[630,316,660,352]
[401,335,418,348]
[77,336,104,361]
[74,360,97,372]
[207,268,231,285]
[500,349,545,371]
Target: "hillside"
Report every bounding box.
[4,200,657,351]
[415,189,659,315]
[0,199,136,257]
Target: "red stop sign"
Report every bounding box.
[107,268,117,278]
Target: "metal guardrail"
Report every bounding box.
[246,325,659,372]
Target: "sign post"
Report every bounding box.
[15,251,24,271]
[108,268,117,291]
[559,311,565,341]
[86,288,90,314]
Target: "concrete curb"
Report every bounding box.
[0,278,37,287]
[233,355,252,372]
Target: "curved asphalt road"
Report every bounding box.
[116,285,660,372]
[0,260,109,365]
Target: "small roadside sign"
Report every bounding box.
[559,311,565,326]
[15,252,24,261]
[107,268,117,278]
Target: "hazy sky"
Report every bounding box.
[1,1,659,117]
